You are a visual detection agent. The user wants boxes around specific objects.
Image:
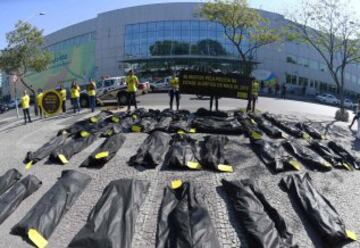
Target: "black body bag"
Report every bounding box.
[280,173,356,247]
[328,141,360,170]
[81,133,126,168]
[0,175,42,225]
[295,122,323,140]
[163,134,201,170]
[131,117,158,133]
[129,131,171,169]
[11,170,91,247]
[222,179,297,248]
[156,181,220,248]
[192,116,243,134]
[68,179,150,248]
[0,169,22,195]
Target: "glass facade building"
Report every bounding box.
[124,20,247,59]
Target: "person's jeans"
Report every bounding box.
[38,106,43,118]
[89,96,96,112]
[72,98,80,113]
[127,92,137,110]
[23,108,32,123]
[169,90,180,110]
[62,100,66,113]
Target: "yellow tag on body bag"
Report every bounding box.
[95,151,109,159]
[217,164,234,173]
[186,161,201,170]
[28,228,48,248]
[170,180,183,189]
[25,161,33,170]
[58,154,69,164]
[346,230,357,241]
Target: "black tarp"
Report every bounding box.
[309,141,350,170]
[192,116,243,134]
[295,123,323,140]
[156,181,220,248]
[280,173,355,247]
[282,140,332,171]
[222,179,297,248]
[0,175,42,225]
[153,116,173,132]
[11,170,91,246]
[195,108,231,118]
[263,113,304,139]
[250,138,301,173]
[24,132,69,166]
[168,117,193,133]
[81,133,126,168]
[163,134,201,170]
[199,135,234,172]
[238,115,263,140]
[129,131,172,169]
[49,133,98,164]
[328,141,360,170]
[0,169,22,196]
[68,179,150,248]
[250,114,283,139]
[131,117,158,133]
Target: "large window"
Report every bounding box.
[124,21,242,59]
[46,32,96,52]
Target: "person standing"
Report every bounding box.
[210,96,219,112]
[275,83,280,97]
[36,89,44,118]
[126,70,139,112]
[246,79,260,113]
[71,81,81,114]
[281,84,287,99]
[169,72,180,111]
[59,85,67,113]
[21,90,32,124]
[349,99,360,130]
[87,79,96,113]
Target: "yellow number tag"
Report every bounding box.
[95,151,109,159]
[131,125,142,133]
[58,154,69,164]
[28,228,48,248]
[80,131,91,138]
[346,230,357,241]
[287,159,301,171]
[186,161,201,170]
[90,117,98,123]
[170,180,183,189]
[217,164,233,173]
[25,161,33,170]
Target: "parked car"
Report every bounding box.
[138,81,151,94]
[343,98,355,109]
[6,100,17,109]
[0,105,8,114]
[316,94,339,105]
[150,77,171,92]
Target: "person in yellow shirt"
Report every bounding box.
[87,79,96,113]
[246,79,260,113]
[126,69,139,112]
[71,81,81,114]
[36,89,44,118]
[21,90,32,124]
[169,72,180,111]
[59,85,67,113]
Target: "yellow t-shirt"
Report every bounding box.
[71,86,80,99]
[60,89,67,101]
[87,82,96,96]
[252,81,260,96]
[21,95,30,109]
[36,93,43,106]
[170,77,179,90]
[126,75,138,92]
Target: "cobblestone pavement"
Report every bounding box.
[0,96,359,248]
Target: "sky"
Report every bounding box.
[0,0,359,49]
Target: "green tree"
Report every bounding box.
[288,0,360,121]
[199,0,279,76]
[0,21,51,95]
[194,39,227,56]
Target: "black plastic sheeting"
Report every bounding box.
[309,141,350,170]
[63,111,112,135]
[163,134,200,170]
[49,133,98,164]
[250,114,283,139]
[282,140,332,171]
[237,115,263,139]
[222,179,297,248]
[328,141,360,170]
[68,179,150,248]
[131,117,158,133]
[0,169,22,196]
[129,131,172,169]
[195,108,231,118]
[168,117,193,133]
[281,173,355,247]
[154,116,172,132]
[199,135,233,172]
[24,132,69,165]
[81,133,126,168]
[250,138,300,173]
[156,182,220,248]
[295,123,323,140]
[192,116,243,134]
[11,170,91,244]
[0,175,42,225]
[263,113,304,139]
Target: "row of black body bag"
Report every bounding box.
[0,168,355,248]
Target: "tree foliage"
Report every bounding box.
[199,0,280,75]
[288,0,360,118]
[0,21,51,93]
